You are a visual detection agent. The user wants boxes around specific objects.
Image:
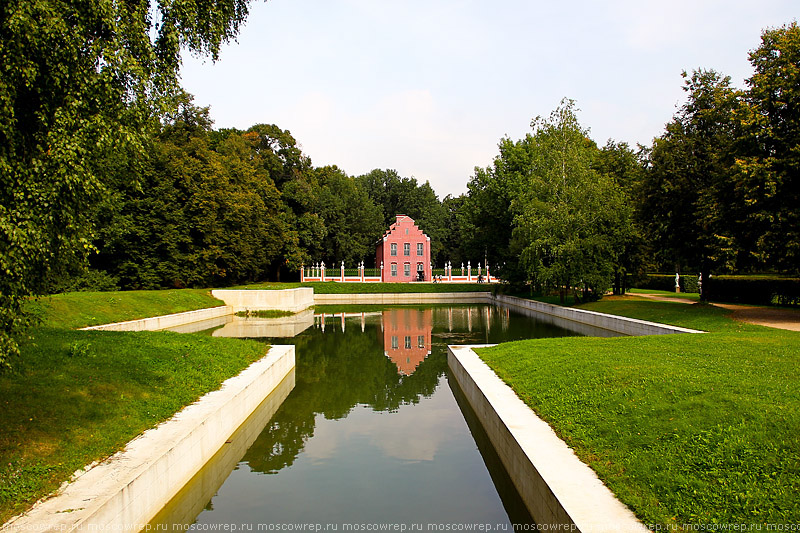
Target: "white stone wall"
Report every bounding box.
[211,287,314,313]
[3,346,296,532]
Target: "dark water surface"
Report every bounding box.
[151,305,598,529]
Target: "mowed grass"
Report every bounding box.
[628,288,701,301]
[236,281,494,293]
[1,291,268,523]
[476,297,800,525]
[26,288,224,330]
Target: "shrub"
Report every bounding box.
[634,273,700,294]
[704,276,800,306]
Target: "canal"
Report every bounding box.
[152,304,614,529]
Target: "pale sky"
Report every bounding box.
[179,0,798,198]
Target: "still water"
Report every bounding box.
[153,305,609,529]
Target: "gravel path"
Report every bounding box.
[632,293,800,332]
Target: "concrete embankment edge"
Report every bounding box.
[493,294,703,335]
[212,287,314,313]
[81,305,234,332]
[3,345,296,532]
[447,345,649,533]
[316,292,702,336]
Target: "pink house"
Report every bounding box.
[376,215,432,282]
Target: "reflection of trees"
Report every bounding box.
[243,315,445,474]
[243,304,582,475]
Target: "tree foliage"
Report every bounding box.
[641,70,742,280]
[736,22,800,271]
[637,23,800,278]
[0,0,253,367]
[356,169,451,265]
[510,99,632,301]
[93,101,287,288]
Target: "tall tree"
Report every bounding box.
[355,169,449,265]
[313,166,384,266]
[0,0,254,366]
[595,140,648,292]
[641,70,742,285]
[93,102,286,289]
[510,99,631,302]
[736,22,800,273]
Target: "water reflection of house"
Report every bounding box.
[315,312,382,333]
[383,308,432,376]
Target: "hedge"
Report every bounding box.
[634,273,699,294]
[704,276,800,306]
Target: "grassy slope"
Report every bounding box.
[25,288,224,330]
[1,291,268,523]
[477,297,800,525]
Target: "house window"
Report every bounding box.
[404,263,410,277]
[391,336,398,349]
[404,243,410,256]
[417,262,423,272]
[417,243,423,256]
[391,263,397,276]
[405,336,412,349]
[390,243,397,256]
[418,335,425,348]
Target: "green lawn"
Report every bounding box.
[476,296,800,526]
[628,288,701,301]
[234,281,494,293]
[25,288,224,330]
[1,291,268,523]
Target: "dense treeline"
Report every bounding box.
[459,22,800,300]
[2,14,799,365]
[46,21,800,296]
[77,100,458,290]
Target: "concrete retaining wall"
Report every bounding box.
[315,292,493,305]
[493,294,703,336]
[212,288,314,313]
[448,345,648,532]
[3,346,296,533]
[149,369,296,527]
[81,306,233,332]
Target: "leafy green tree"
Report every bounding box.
[313,166,384,265]
[459,140,526,281]
[355,169,449,265]
[641,70,742,284]
[736,22,800,273]
[440,195,468,265]
[594,140,648,292]
[510,99,631,302]
[0,0,253,366]
[234,124,320,277]
[93,102,285,288]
